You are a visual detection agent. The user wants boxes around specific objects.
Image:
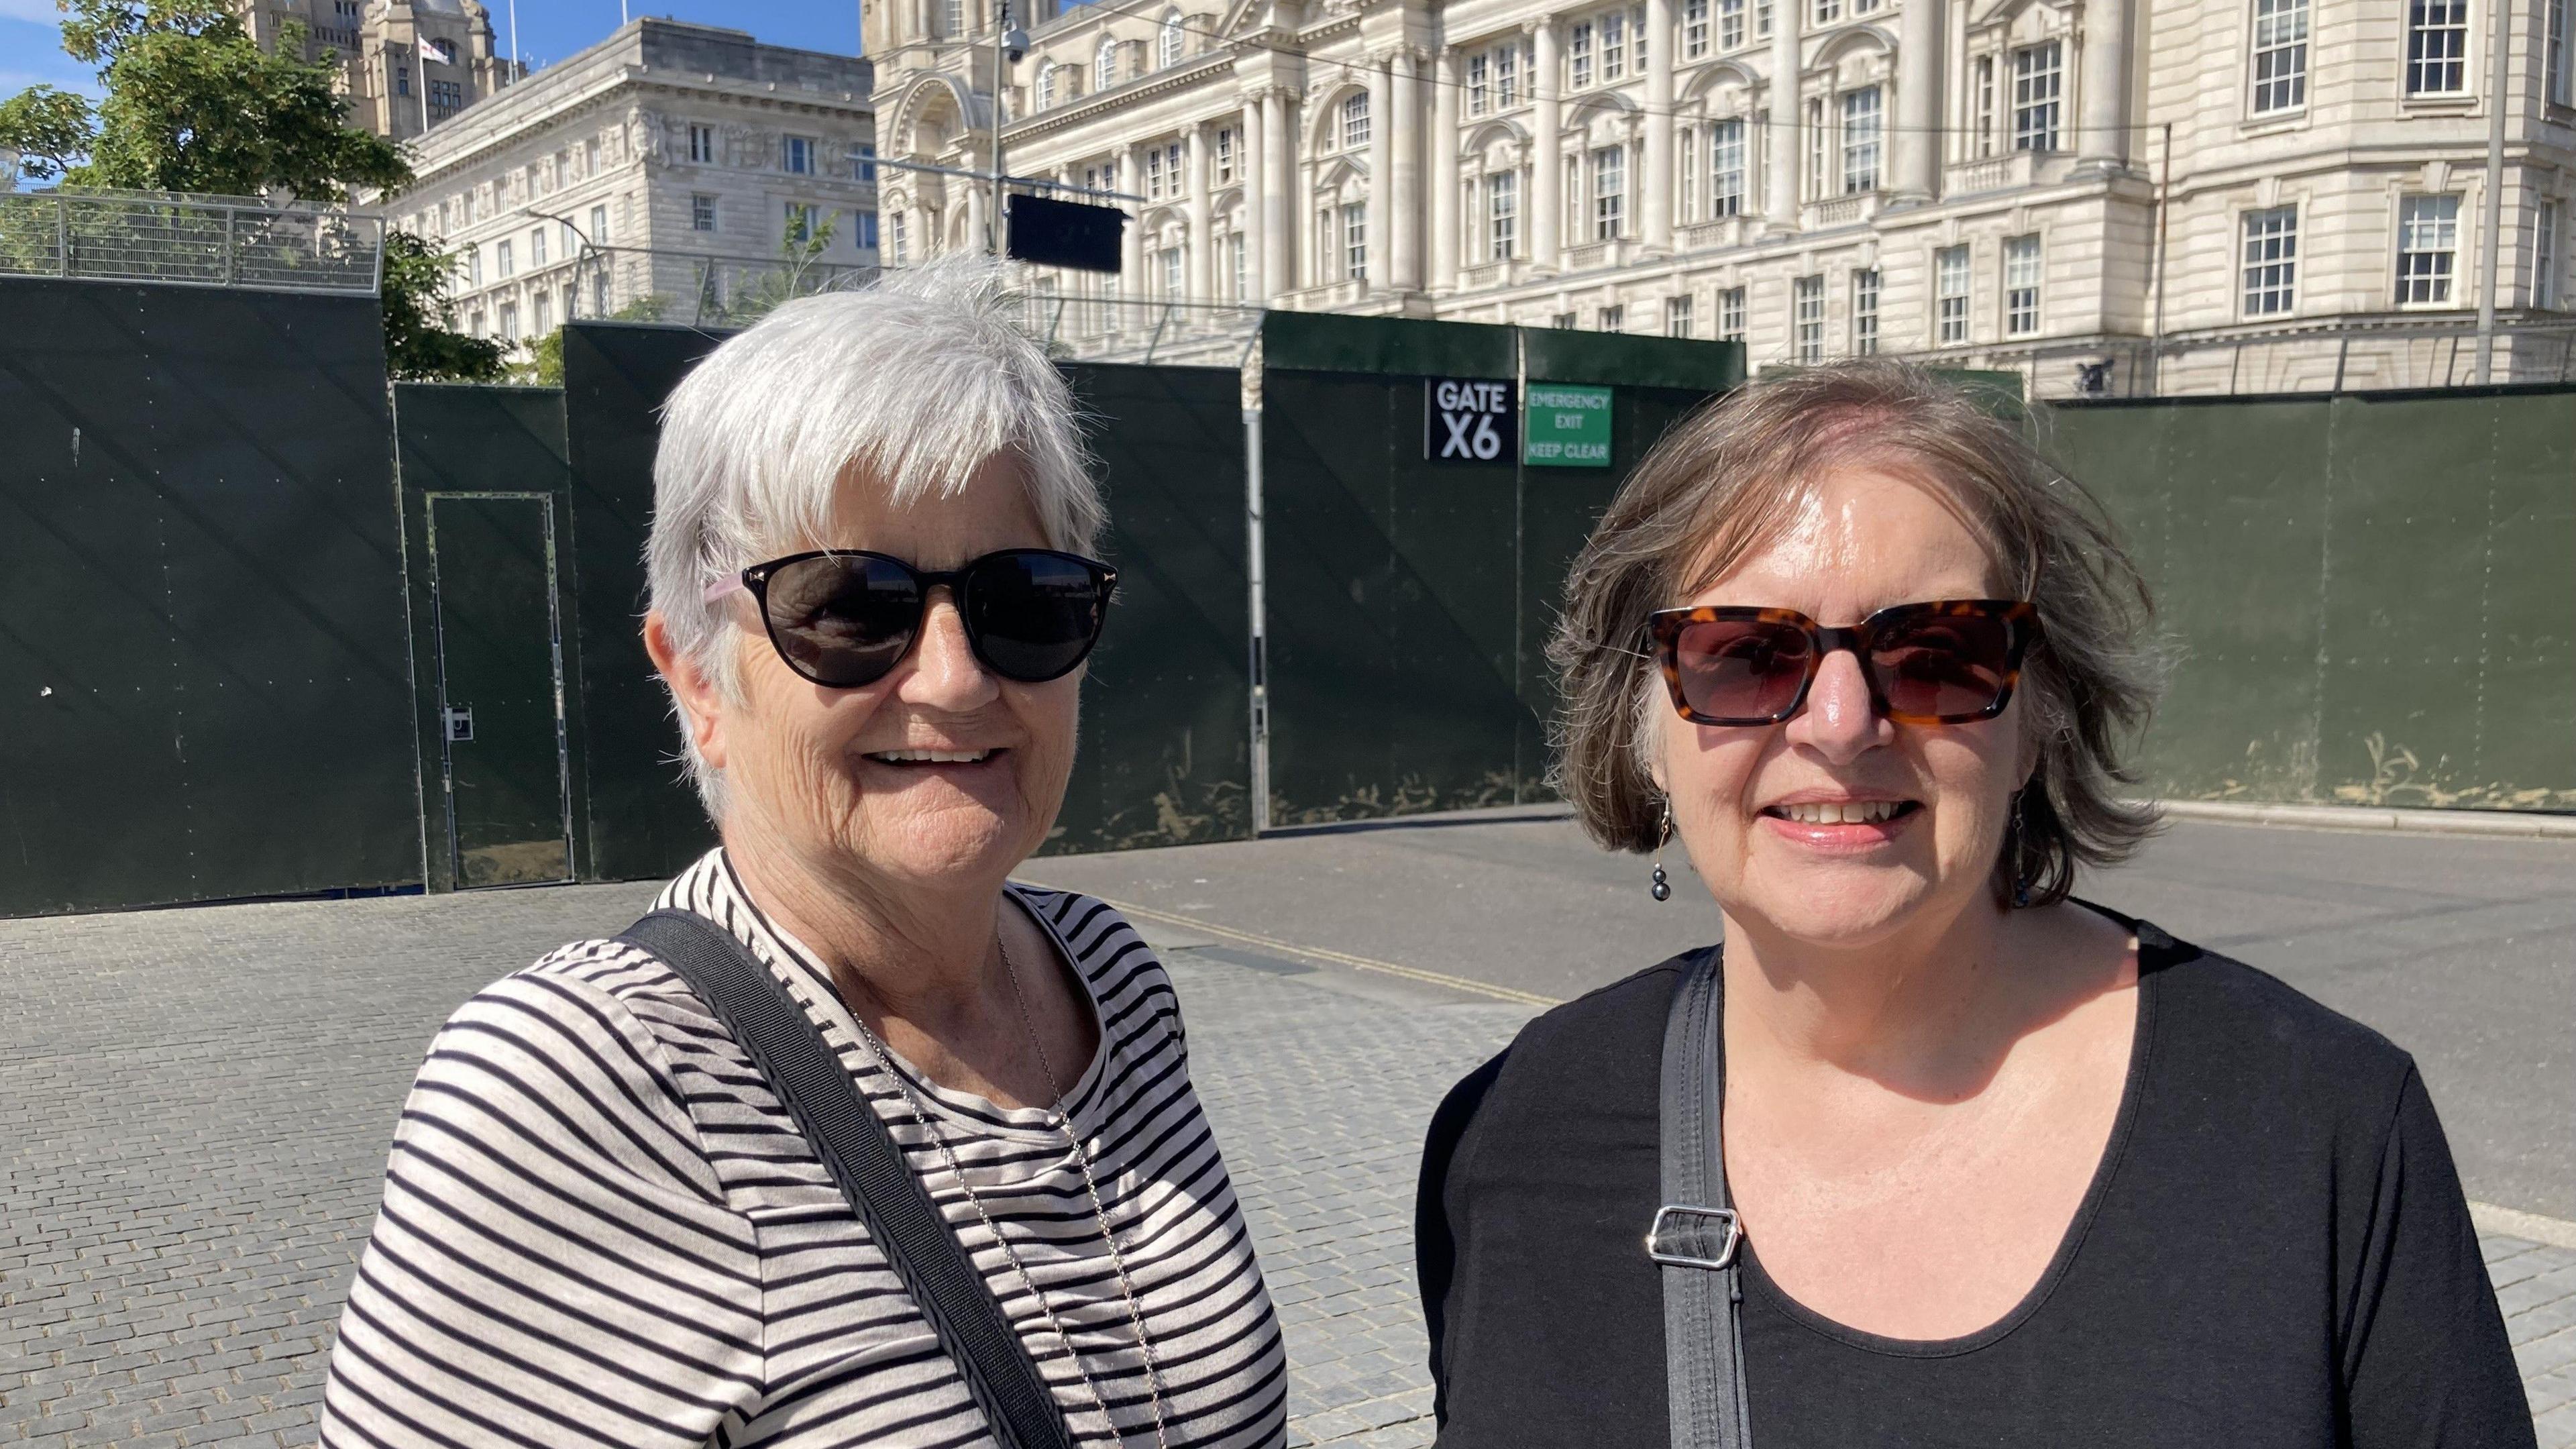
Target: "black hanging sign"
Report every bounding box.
[1424,377,1518,464]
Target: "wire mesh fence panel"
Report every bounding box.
[0,191,382,295]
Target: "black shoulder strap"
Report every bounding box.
[619,908,1077,1449]
[1652,948,1752,1449]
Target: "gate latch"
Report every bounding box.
[442,705,475,743]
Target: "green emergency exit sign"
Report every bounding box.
[1523,383,1613,467]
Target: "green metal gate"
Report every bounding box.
[423,494,576,887]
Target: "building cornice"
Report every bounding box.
[1007,53,1238,143]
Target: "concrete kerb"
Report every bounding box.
[2151,798,2576,839]
[2473,1201,2576,1251]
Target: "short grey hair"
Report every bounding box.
[1547,360,2164,908]
[645,258,1104,816]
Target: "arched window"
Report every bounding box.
[1159,11,1185,68]
[1036,61,1057,107]
[1095,35,1118,91]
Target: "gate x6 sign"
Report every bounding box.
[1424,377,1517,463]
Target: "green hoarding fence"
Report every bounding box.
[392,383,588,894]
[2045,387,2576,812]
[0,278,419,915]
[1257,311,1746,826]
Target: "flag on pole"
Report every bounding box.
[423,36,455,65]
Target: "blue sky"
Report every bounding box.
[3,0,865,104]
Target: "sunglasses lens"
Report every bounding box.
[1673,618,1813,722]
[966,551,1111,682]
[1870,610,2017,720]
[761,554,921,687]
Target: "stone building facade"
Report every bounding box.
[391,18,877,351]
[237,0,519,142]
[868,0,2576,392]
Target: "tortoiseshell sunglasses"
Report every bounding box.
[1646,599,2039,727]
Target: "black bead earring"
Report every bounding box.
[1650,797,1673,902]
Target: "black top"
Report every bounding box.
[1416,917,2534,1449]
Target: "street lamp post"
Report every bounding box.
[989,0,1027,257]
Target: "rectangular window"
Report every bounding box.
[1469,52,1490,113]
[2537,199,2562,307]
[1757,0,1772,37]
[1685,0,1710,56]
[1553,311,1579,328]
[1793,275,1824,363]
[468,248,482,285]
[1567,154,1585,238]
[857,211,879,249]
[2251,0,2310,113]
[786,136,816,174]
[688,123,717,164]
[589,203,608,246]
[1497,45,1521,106]
[1489,169,1519,259]
[1146,146,1168,199]
[2406,0,2469,95]
[2551,0,2571,105]
[1975,55,1998,157]
[498,300,517,339]
[1572,21,1595,87]
[1228,233,1248,299]
[891,211,909,264]
[1806,96,1827,201]
[1711,119,1746,217]
[1635,6,1648,69]
[2396,193,2460,303]
[1216,127,1236,180]
[1813,0,1839,22]
[1593,145,1627,239]
[1680,127,1699,219]
[857,143,878,182]
[1667,294,1695,337]
[533,290,551,334]
[1342,92,1371,150]
[1344,203,1368,279]
[2241,204,2298,315]
[2013,42,2063,151]
[1161,246,1183,297]
[1937,244,1972,343]
[1716,286,1746,340]
[1599,304,1625,331]
[529,228,546,267]
[395,61,411,97]
[785,201,816,244]
[1851,268,1880,353]
[2004,233,2042,335]
[1841,87,1882,193]
[1603,9,1627,79]
[692,193,717,231]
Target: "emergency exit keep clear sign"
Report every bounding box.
[1523,383,1613,468]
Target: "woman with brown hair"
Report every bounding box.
[1415,360,2530,1447]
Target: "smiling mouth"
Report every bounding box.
[1764,800,1919,825]
[864,749,1000,765]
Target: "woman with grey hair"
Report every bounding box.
[319,264,1287,1449]
[1416,361,2529,1446]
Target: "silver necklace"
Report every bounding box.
[837,934,1172,1449]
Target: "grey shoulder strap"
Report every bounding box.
[1653,948,1752,1449]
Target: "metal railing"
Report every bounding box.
[1879,316,2576,400]
[0,189,385,296]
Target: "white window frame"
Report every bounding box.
[690,193,717,231]
[784,135,816,175]
[1593,144,1627,239]
[1974,55,1998,158]
[1489,168,1519,260]
[2251,0,2310,114]
[1599,304,1625,331]
[1719,286,1746,341]
[2241,204,2298,317]
[1215,126,1236,180]
[1936,243,1971,344]
[2003,233,2043,335]
[2012,41,2063,152]
[1851,268,1880,354]
[1603,9,1627,80]
[1498,44,1521,106]
[688,123,717,164]
[1468,51,1490,113]
[2406,0,2469,95]
[1684,0,1710,57]
[1159,11,1184,68]
[1342,91,1371,150]
[1037,63,1057,107]
[2536,199,2562,308]
[1095,36,1119,93]
[1668,294,1695,337]
[1571,21,1595,87]
[2396,193,2460,304]
[1841,86,1881,193]
[1344,202,1368,280]
[2551,0,2571,106]
[1792,275,1824,363]
[1711,118,1746,217]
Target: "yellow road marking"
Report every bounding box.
[1036,891,1564,1008]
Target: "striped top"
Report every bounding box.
[319,850,1287,1449]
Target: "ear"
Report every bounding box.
[643,611,731,774]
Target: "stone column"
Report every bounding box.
[1120,140,1145,302]
[1766,0,1800,230]
[2078,0,2131,168]
[1263,87,1295,299]
[1244,99,1269,301]
[1187,121,1212,298]
[965,182,988,256]
[1894,0,1941,201]
[1392,48,1424,290]
[1367,55,1392,285]
[1431,46,1461,289]
[1643,0,1675,250]
[1533,17,1563,270]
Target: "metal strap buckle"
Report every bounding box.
[1646,1204,1742,1271]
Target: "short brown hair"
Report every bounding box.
[1546,360,2163,908]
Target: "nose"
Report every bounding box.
[1784,647,1892,763]
[894,586,1002,710]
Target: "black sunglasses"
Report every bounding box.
[1646,599,2039,727]
[707,548,1118,689]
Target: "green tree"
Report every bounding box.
[382,231,506,381]
[0,87,95,182]
[514,295,672,385]
[45,0,409,201]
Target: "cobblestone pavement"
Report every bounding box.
[2,880,2571,1448]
